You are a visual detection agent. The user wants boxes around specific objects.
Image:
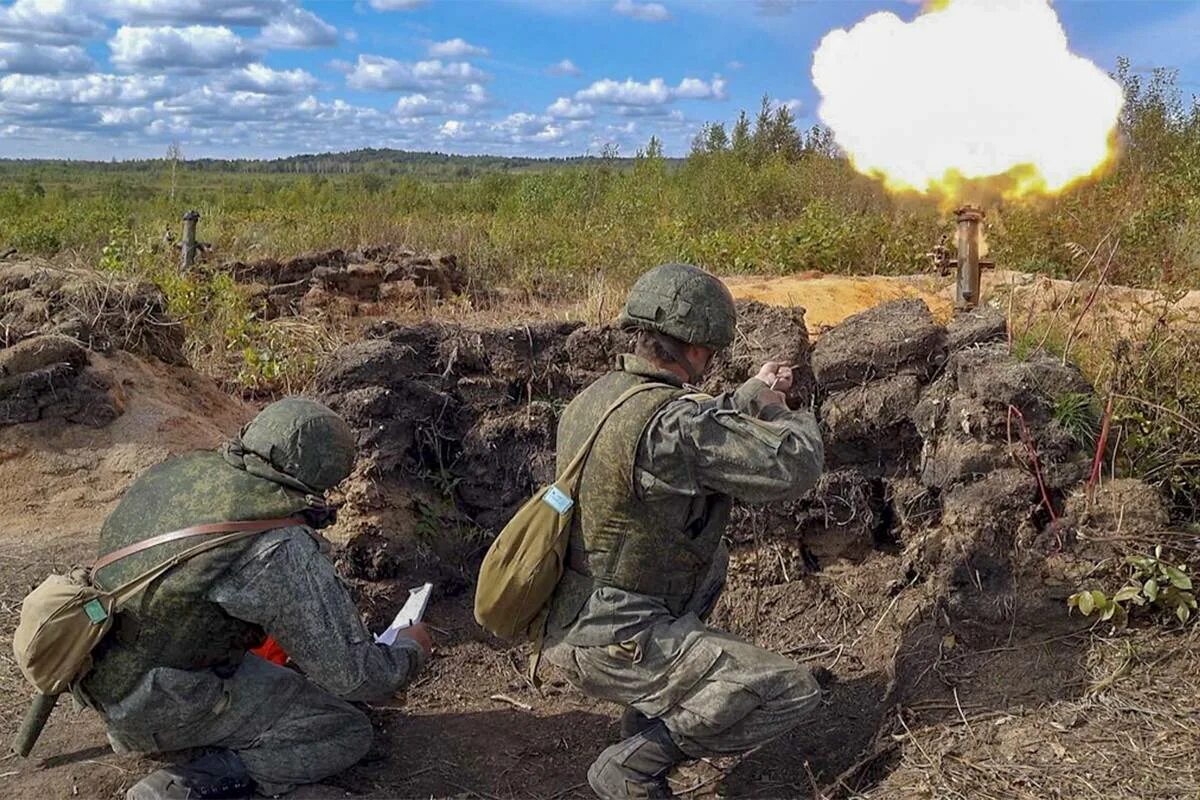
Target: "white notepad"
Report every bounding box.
[374,582,433,646]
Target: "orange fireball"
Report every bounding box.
[812,0,1124,201]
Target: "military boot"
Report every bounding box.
[126,750,253,800]
[587,722,688,800]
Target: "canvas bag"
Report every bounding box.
[13,517,302,696]
[474,381,677,641]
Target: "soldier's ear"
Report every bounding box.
[687,344,714,369]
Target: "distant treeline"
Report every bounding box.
[0,148,680,180]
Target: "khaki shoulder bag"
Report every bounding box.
[473,382,679,641]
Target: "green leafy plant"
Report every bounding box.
[98,225,134,273]
[1069,546,1198,626]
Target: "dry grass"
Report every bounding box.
[865,625,1200,800]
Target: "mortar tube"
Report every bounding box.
[954,205,985,310]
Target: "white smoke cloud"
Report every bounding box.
[812,0,1125,195]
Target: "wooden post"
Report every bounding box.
[181,210,200,269]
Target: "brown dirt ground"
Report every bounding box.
[3,274,1200,800]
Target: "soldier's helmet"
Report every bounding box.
[618,263,737,350]
[239,397,355,492]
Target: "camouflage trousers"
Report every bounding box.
[100,654,373,796]
[543,550,821,757]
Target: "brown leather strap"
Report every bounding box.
[92,517,305,574]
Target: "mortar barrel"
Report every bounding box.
[955,205,985,310]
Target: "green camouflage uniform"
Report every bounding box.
[77,399,425,797]
[543,354,825,759]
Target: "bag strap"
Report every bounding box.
[92,517,306,573]
[106,524,301,607]
[555,381,679,494]
[92,517,306,607]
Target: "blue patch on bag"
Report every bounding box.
[84,599,108,625]
[542,485,574,514]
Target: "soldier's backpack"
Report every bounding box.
[474,382,675,641]
[10,517,302,757]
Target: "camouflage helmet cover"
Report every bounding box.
[237,397,356,493]
[618,263,737,349]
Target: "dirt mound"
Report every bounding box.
[312,301,814,551]
[0,261,188,429]
[0,259,184,363]
[220,245,471,319]
[0,335,124,427]
[810,298,948,391]
[313,297,1108,590]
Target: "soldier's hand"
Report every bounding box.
[397,622,433,658]
[754,362,794,400]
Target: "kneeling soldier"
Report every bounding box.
[76,399,432,799]
[543,263,826,799]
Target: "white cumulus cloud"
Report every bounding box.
[225,64,318,94]
[258,7,337,48]
[97,106,153,127]
[492,112,575,144]
[434,112,587,148]
[427,38,487,58]
[394,93,448,118]
[613,0,669,22]
[345,55,488,91]
[546,96,593,119]
[576,75,725,106]
[774,97,802,114]
[392,91,488,119]
[577,77,671,106]
[106,0,282,25]
[0,0,105,46]
[110,25,252,71]
[674,75,726,100]
[0,42,93,74]
[0,72,170,106]
[462,82,489,106]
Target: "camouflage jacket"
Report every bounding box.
[547,354,824,646]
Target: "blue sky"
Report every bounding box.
[0,0,1196,160]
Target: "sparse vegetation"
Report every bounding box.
[1069,545,1198,626]
[1053,391,1102,449]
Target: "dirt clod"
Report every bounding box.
[945,304,1008,351]
[706,300,816,405]
[227,246,472,318]
[811,298,947,391]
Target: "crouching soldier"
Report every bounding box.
[543,263,826,799]
[74,398,433,799]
